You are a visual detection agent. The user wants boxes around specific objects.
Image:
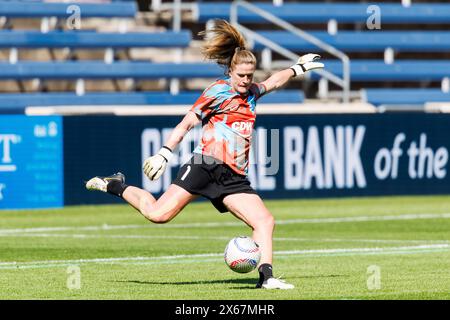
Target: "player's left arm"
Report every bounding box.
[261,53,324,94]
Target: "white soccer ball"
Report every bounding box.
[224,236,261,273]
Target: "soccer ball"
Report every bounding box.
[224,236,261,273]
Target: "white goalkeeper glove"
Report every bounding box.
[290,53,324,76]
[143,146,173,181]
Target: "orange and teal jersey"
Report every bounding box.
[190,77,267,175]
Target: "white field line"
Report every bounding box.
[337,289,449,299]
[274,237,450,244]
[0,224,145,234]
[0,244,448,270]
[0,232,448,245]
[1,212,450,234]
[0,233,217,240]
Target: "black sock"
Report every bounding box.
[256,263,273,288]
[106,180,128,198]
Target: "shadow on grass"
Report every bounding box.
[112,274,348,289]
[113,278,256,287]
[297,274,349,279]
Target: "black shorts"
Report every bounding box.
[172,154,257,213]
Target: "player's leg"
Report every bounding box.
[122,184,197,223]
[86,172,197,223]
[223,193,274,265]
[222,193,294,289]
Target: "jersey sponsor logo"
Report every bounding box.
[231,121,253,132]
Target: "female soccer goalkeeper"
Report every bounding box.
[87,19,323,289]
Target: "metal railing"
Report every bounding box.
[230,0,351,103]
[151,0,198,32]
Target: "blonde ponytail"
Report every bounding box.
[199,19,256,72]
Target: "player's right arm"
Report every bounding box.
[143,111,200,181]
[143,81,220,181]
[165,111,201,151]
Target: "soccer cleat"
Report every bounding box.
[86,172,125,192]
[260,277,295,290]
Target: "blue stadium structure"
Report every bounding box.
[0,1,137,18]
[251,31,450,52]
[0,0,448,112]
[0,30,192,49]
[0,89,304,113]
[197,2,450,23]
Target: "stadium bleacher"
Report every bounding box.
[203,1,449,108]
[252,31,450,52]
[0,1,137,18]
[0,30,192,49]
[0,0,448,112]
[0,89,304,113]
[0,61,223,79]
[363,89,450,106]
[310,60,450,82]
[1,59,447,82]
[197,2,450,23]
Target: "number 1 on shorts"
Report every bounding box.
[181,165,191,181]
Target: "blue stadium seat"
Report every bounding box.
[0,90,304,114]
[0,30,192,49]
[0,61,224,79]
[312,60,450,82]
[364,89,450,106]
[0,92,200,108]
[0,60,447,82]
[252,31,450,52]
[0,1,137,18]
[198,2,450,23]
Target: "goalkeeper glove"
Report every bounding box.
[290,53,324,76]
[143,146,173,181]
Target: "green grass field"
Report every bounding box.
[0,195,449,300]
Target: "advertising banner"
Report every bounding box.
[0,116,63,209]
[64,114,450,205]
